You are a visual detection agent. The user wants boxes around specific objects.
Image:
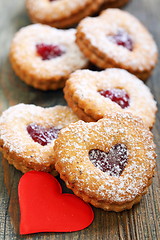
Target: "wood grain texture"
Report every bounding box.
[0,0,159,239]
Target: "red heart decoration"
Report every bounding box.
[18,171,94,235]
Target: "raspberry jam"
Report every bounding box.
[108,29,133,51]
[99,88,130,109]
[89,144,128,177]
[27,123,61,146]
[36,43,65,60]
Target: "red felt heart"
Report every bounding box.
[18,171,94,235]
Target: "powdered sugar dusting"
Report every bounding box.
[65,68,157,128]
[10,24,88,79]
[89,144,128,176]
[0,104,79,165]
[78,9,158,71]
[27,0,94,21]
[54,113,156,204]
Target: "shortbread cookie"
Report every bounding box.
[64,69,157,128]
[26,0,104,28]
[76,9,158,80]
[10,24,88,90]
[0,104,79,173]
[54,113,156,212]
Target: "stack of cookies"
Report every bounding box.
[0,0,158,212]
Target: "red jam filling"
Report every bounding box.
[36,43,65,60]
[108,29,133,51]
[27,123,61,146]
[89,144,128,177]
[99,88,130,109]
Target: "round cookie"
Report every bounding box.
[76,8,158,80]
[26,0,104,28]
[10,24,88,90]
[54,112,156,212]
[64,69,157,128]
[0,104,79,174]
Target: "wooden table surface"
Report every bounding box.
[0,0,160,239]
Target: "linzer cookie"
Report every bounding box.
[76,8,158,80]
[54,113,156,212]
[10,24,88,90]
[64,69,157,128]
[26,0,104,28]
[0,104,79,173]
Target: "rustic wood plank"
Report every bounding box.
[0,0,159,239]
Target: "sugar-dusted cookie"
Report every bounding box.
[10,24,88,90]
[76,9,158,80]
[54,112,156,211]
[0,104,79,174]
[26,0,104,28]
[64,69,157,128]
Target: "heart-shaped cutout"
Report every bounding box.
[27,123,61,146]
[99,88,130,109]
[18,171,94,234]
[89,144,128,176]
[107,29,133,51]
[36,43,65,60]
